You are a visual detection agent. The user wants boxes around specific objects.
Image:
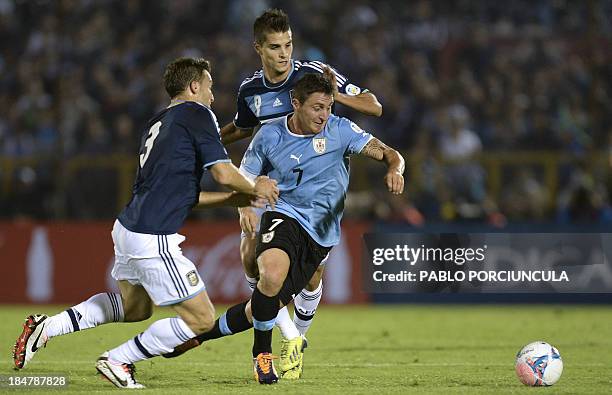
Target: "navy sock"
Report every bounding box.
[251,287,279,357]
[197,301,251,342]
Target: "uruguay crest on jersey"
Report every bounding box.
[313,137,326,154]
[262,231,274,243]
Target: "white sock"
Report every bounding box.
[275,306,300,339]
[108,316,195,364]
[293,281,322,335]
[46,293,124,338]
[245,274,258,290]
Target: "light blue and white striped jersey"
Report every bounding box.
[240,114,373,247]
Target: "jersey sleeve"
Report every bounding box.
[239,127,270,177]
[302,60,366,97]
[338,117,374,155]
[234,89,260,129]
[186,106,231,168]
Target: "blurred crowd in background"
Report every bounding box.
[1,0,612,226]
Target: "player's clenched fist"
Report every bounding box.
[254,176,279,208]
[384,170,404,195]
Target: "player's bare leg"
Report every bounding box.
[118,281,154,322]
[13,280,151,370]
[98,290,214,389]
[241,235,302,374]
[241,235,260,289]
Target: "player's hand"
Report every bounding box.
[254,176,279,209]
[239,207,260,238]
[384,170,404,195]
[323,66,339,98]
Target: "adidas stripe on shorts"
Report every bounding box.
[110,220,205,306]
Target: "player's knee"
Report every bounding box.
[258,265,285,294]
[257,250,288,294]
[124,305,152,322]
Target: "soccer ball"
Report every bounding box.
[515,341,563,386]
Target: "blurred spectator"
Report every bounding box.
[557,163,612,224]
[437,105,487,216]
[0,0,610,225]
[500,168,548,220]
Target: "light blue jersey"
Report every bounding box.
[240,114,373,247]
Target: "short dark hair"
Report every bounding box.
[253,8,290,44]
[163,57,211,98]
[292,73,334,104]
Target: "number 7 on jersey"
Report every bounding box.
[268,218,283,231]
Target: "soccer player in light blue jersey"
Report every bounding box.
[245,72,403,384]
[165,72,404,384]
[222,9,384,378]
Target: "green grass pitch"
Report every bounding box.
[1,304,610,394]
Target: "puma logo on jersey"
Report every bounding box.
[273,98,283,107]
[290,154,302,164]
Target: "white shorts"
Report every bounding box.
[111,220,205,306]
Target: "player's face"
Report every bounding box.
[196,70,214,107]
[256,30,293,78]
[294,92,333,134]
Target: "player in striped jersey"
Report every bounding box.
[222,9,383,379]
[222,10,381,145]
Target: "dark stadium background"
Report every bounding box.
[1,0,611,304]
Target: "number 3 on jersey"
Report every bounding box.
[139,121,162,168]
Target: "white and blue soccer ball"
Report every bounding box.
[515,341,563,386]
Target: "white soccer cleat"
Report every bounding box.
[13,314,49,369]
[96,352,145,389]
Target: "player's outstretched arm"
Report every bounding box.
[209,162,279,207]
[323,67,382,117]
[359,138,405,195]
[197,191,266,208]
[220,122,254,145]
[336,91,382,117]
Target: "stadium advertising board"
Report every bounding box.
[0,222,368,304]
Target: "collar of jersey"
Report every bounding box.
[167,100,211,110]
[262,60,296,89]
[284,115,316,138]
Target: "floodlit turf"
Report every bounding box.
[1,304,610,394]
